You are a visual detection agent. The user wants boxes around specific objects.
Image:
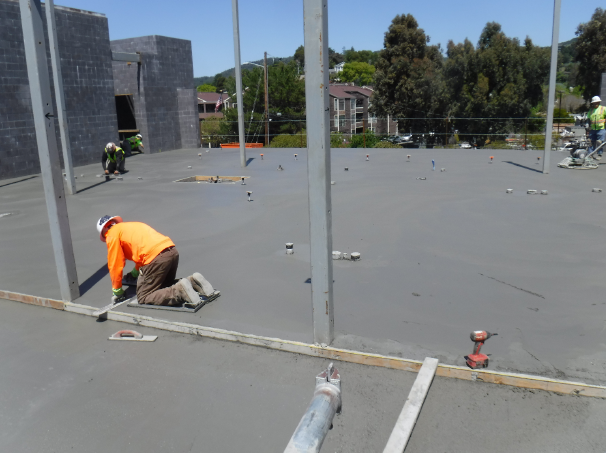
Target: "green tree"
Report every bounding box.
[197,84,217,92]
[328,47,344,69]
[340,62,375,86]
[574,8,606,103]
[200,117,227,147]
[213,73,227,92]
[344,47,379,66]
[443,23,549,140]
[373,14,447,134]
[294,45,305,68]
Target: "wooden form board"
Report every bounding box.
[1,290,605,398]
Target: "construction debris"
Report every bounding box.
[506,189,513,194]
[593,188,602,193]
[286,243,294,255]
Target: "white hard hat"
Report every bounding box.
[106,142,116,151]
[591,96,602,104]
[136,134,142,139]
[97,215,123,242]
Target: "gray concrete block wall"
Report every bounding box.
[111,35,200,154]
[0,0,118,180]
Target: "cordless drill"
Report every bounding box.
[465,331,497,369]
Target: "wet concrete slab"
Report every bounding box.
[2,298,603,453]
[1,147,606,385]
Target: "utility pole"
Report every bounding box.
[363,118,366,148]
[543,0,561,174]
[264,51,269,147]
[231,0,246,167]
[46,0,76,195]
[19,0,80,301]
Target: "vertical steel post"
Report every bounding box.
[303,0,334,346]
[264,52,269,147]
[19,0,80,301]
[543,0,561,174]
[46,0,76,195]
[231,0,246,167]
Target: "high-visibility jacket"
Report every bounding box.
[105,222,175,290]
[127,136,143,148]
[588,105,606,130]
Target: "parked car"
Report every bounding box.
[460,142,472,149]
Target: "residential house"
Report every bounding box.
[198,92,233,120]
[328,83,398,137]
[329,61,346,75]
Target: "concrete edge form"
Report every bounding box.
[382,357,439,453]
[1,292,605,398]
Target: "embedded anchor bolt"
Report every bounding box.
[294,154,298,160]
[366,154,369,161]
[407,154,411,161]
[188,166,192,169]
[286,242,294,255]
[506,188,513,193]
[277,165,284,171]
[540,190,548,195]
[344,167,349,171]
[260,153,264,160]
[440,168,446,172]
[247,191,253,202]
[490,156,494,163]
[527,189,537,194]
[138,177,143,180]
[331,181,336,185]
[350,252,361,261]
[241,177,245,185]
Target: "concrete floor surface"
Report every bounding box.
[1,300,604,453]
[1,147,606,386]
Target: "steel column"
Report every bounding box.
[543,0,561,174]
[45,0,76,195]
[231,0,246,167]
[19,0,80,301]
[303,0,334,346]
[284,363,341,453]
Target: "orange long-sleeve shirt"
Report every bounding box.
[105,222,175,289]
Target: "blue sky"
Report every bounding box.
[56,0,602,77]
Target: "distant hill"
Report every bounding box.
[194,56,294,89]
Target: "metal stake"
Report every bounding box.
[304,0,334,346]
[231,0,246,167]
[19,0,79,301]
[45,0,76,195]
[284,363,341,453]
[543,0,561,174]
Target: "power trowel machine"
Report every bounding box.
[557,139,605,170]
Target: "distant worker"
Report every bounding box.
[122,133,144,156]
[587,96,606,160]
[102,142,125,175]
[97,215,215,306]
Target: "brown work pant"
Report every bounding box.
[137,247,181,306]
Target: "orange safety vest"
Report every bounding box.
[588,106,606,130]
[105,222,175,289]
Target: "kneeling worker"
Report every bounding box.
[102,142,125,175]
[127,133,144,151]
[97,215,215,306]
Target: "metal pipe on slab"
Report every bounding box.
[284,363,341,453]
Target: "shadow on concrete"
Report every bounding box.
[502,161,543,174]
[0,175,38,188]
[77,177,113,194]
[79,264,109,296]
[246,157,255,166]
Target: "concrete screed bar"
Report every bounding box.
[543,0,561,174]
[45,0,76,195]
[231,0,247,168]
[18,0,80,302]
[303,0,334,346]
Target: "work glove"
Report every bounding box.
[111,287,126,304]
[122,268,139,286]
